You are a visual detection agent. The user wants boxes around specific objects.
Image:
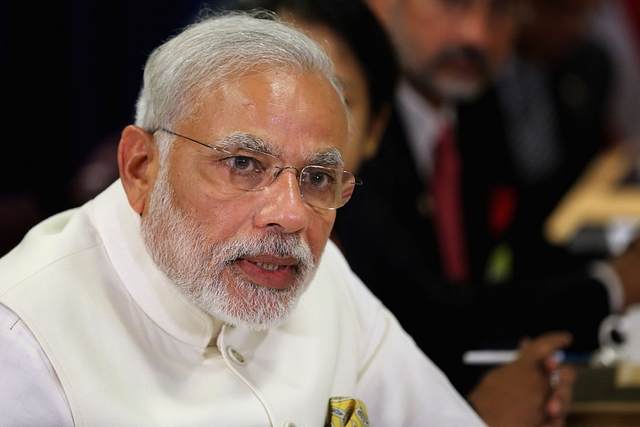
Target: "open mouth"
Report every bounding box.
[251,261,288,271]
[234,256,298,290]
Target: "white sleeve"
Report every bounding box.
[0,303,73,427]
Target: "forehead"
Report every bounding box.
[388,0,520,49]
[178,69,349,162]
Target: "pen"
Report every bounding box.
[462,349,591,365]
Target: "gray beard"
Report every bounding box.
[403,46,496,103]
[140,165,316,331]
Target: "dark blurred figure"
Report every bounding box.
[591,0,640,167]
[517,0,600,64]
[334,0,640,397]
[0,0,205,256]
[481,0,614,264]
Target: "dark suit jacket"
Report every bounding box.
[334,40,614,395]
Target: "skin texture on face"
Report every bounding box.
[120,69,349,330]
[367,0,520,104]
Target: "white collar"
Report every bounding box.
[395,80,456,178]
[90,180,221,349]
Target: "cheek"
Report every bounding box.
[307,213,336,258]
[489,27,518,64]
[178,186,249,239]
[169,161,241,228]
[403,3,446,48]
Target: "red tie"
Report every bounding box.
[431,123,471,283]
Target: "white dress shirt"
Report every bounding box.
[0,304,73,427]
[395,79,455,180]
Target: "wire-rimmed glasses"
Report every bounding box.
[153,128,362,210]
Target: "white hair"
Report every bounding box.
[134,10,344,159]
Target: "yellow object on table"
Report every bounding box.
[617,362,640,388]
[545,144,640,246]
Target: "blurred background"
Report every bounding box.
[1,0,640,257]
[0,0,230,255]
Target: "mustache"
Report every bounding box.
[221,232,315,270]
[432,46,492,71]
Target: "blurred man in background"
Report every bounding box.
[334,0,640,397]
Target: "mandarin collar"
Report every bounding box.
[90,180,222,349]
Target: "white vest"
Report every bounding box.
[0,181,486,427]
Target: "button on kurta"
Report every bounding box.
[226,346,246,365]
[282,422,297,427]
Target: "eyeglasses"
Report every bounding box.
[153,128,362,210]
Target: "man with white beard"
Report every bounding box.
[0,10,493,427]
[141,152,317,331]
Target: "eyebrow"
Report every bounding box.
[309,148,344,168]
[216,132,344,168]
[216,132,275,155]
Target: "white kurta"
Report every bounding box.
[0,180,486,427]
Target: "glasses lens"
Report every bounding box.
[205,143,358,209]
[300,166,356,209]
[214,148,274,192]
[340,172,358,206]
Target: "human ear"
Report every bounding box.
[117,125,158,214]
[361,104,391,162]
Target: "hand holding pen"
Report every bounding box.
[466,331,575,427]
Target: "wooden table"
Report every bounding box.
[544,144,640,248]
[540,145,640,425]
[568,411,640,427]
[566,366,640,426]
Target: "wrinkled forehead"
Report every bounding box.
[178,68,350,165]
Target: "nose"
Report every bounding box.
[253,167,309,233]
[457,8,492,49]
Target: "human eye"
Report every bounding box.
[216,146,271,174]
[227,156,258,172]
[302,167,338,192]
[216,154,266,189]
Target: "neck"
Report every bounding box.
[404,75,448,110]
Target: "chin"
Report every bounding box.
[188,273,311,332]
[437,78,487,103]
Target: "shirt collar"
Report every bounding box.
[91,180,221,349]
[395,79,456,178]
